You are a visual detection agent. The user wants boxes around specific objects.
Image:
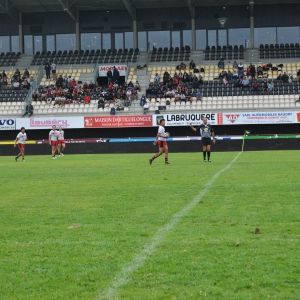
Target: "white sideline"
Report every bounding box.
[98,152,242,300]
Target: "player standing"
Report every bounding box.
[190,117,216,162]
[49,125,59,159]
[149,118,170,165]
[14,127,27,162]
[57,126,66,156]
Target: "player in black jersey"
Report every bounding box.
[190,117,216,162]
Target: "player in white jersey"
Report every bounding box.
[14,127,27,162]
[149,118,170,165]
[57,126,66,156]
[49,125,59,159]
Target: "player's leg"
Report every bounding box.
[52,142,57,158]
[61,142,66,155]
[57,142,61,156]
[202,144,207,162]
[206,144,212,162]
[164,144,170,164]
[15,144,22,161]
[149,144,165,164]
[21,146,25,161]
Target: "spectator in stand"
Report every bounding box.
[82,82,89,92]
[223,76,228,85]
[257,65,263,77]
[134,80,141,92]
[237,69,245,78]
[233,61,238,69]
[237,62,244,71]
[71,78,76,88]
[83,94,91,104]
[1,70,6,78]
[236,76,244,88]
[179,62,186,71]
[50,61,57,80]
[268,81,274,92]
[44,63,51,79]
[277,73,283,83]
[288,73,293,83]
[143,102,149,114]
[23,68,30,79]
[112,66,119,84]
[253,81,259,94]
[154,73,160,82]
[56,75,64,88]
[107,69,112,83]
[232,70,239,81]
[22,79,30,90]
[250,63,256,79]
[198,75,204,85]
[241,76,249,88]
[140,95,146,107]
[246,65,251,78]
[190,60,196,70]
[88,81,95,93]
[297,69,300,80]
[218,58,225,69]
[262,81,268,92]
[227,71,233,82]
[2,77,8,86]
[14,69,21,80]
[282,72,288,83]
[32,89,40,102]
[13,80,20,90]
[22,101,34,117]
[98,97,104,109]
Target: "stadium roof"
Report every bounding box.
[0,0,298,22]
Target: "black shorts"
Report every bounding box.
[201,137,211,146]
[52,70,56,73]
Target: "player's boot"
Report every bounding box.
[22,160,26,162]
[203,159,206,162]
[165,161,170,165]
[208,159,211,162]
[15,157,18,162]
[149,158,153,165]
[60,153,64,156]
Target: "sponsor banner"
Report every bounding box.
[98,65,127,77]
[0,118,15,130]
[220,112,295,125]
[153,113,219,126]
[16,117,84,129]
[84,115,153,128]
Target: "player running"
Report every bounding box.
[57,126,66,156]
[14,127,27,162]
[49,125,59,159]
[149,118,170,165]
[190,117,216,162]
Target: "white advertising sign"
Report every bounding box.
[16,117,84,129]
[98,65,127,77]
[220,112,295,125]
[152,113,218,126]
[0,118,15,130]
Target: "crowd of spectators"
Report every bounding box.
[33,76,141,110]
[0,68,34,89]
[217,61,295,93]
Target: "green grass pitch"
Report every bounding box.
[0,151,299,300]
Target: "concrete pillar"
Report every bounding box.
[250,1,254,48]
[133,20,137,49]
[76,21,80,51]
[191,18,196,50]
[19,13,23,54]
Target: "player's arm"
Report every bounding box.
[49,134,51,145]
[153,133,159,145]
[211,128,216,144]
[189,122,197,132]
[14,135,19,147]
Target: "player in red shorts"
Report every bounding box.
[57,126,66,156]
[149,118,170,165]
[14,127,27,162]
[49,125,59,159]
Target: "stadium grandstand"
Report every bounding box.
[0,0,300,117]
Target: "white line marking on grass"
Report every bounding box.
[98,152,241,300]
